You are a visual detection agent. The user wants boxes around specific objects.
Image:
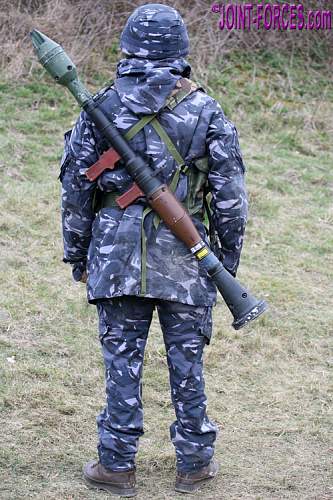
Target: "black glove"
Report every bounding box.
[71,260,87,282]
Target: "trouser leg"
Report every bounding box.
[96,296,154,471]
[157,301,218,473]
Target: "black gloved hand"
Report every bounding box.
[71,260,87,282]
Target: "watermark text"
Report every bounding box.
[211,3,332,30]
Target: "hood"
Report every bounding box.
[120,3,189,61]
[114,56,191,115]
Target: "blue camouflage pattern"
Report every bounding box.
[60,56,248,306]
[96,296,217,473]
[60,6,248,477]
[120,4,189,60]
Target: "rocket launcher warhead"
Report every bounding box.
[30,29,91,106]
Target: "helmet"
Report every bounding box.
[120,3,189,60]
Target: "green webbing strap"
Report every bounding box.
[124,114,157,141]
[98,79,202,297]
[138,114,188,291]
[150,118,186,167]
[165,78,200,111]
[123,78,199,143]
[150,117,187,230]
[169,167,182,193]
[126,79,199,296]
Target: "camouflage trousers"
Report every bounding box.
[96,296,218,473]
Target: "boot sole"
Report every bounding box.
[83,475,137,497]
[175,475,216,493]
[175,462,219,494]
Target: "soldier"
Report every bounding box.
[60,3,248,496]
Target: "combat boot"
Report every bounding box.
[175,460,218,493]
[83,460,137,497]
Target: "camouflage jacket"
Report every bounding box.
[61,57,248,306]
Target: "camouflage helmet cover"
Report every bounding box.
[120,3,190,60]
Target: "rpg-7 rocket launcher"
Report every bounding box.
[30,30,267,330]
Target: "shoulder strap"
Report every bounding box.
[148,78,202,166]
[124,114,157,141]
[123,78,201,144]
[165,78,202,110]
[150,118,185,167]
[94,78,202,151]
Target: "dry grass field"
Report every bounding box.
[0,46,332,499]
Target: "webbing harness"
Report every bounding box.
[89,78,210,295]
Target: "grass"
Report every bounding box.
[0,51,332,499]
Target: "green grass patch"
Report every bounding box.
[0,51,332,499]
